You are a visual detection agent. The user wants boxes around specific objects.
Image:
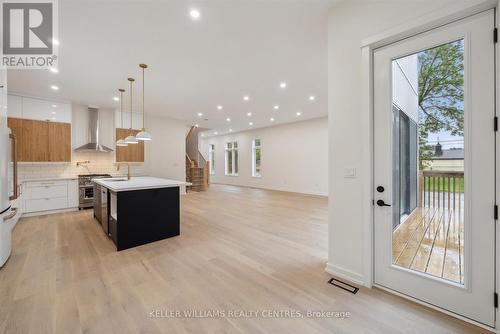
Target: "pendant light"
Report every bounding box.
[125,77,138,144]
[136,63,152,141]
[116,88,128,147]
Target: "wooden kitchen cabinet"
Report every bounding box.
[22,119,49,162]
[48,122,71,162]
[115,128,144,162]
[7,117,71,162]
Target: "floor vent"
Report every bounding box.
[328,278,359,294]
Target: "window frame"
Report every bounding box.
[225,141,239,176]
[208,144,215,175]
[252,139,262,178]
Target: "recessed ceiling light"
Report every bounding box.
[189,8,201,20]
[243,95,250,101]
[217,105,223,110]
[49,68,59,73]
[247,112,252,116]
[226,118,231,122]
[214,131,218,135]
[296,112,302,116]
[51,104,57,108]
[249,122,253,126]
[273,105,279,110]
[113,96,119,101]
[50,85,59,90]
[51,111,56,115]
[270,117,275,122]
[52,38,60,46]
[308,95,316,101]
[195,124,199,127]
[201,133,205,137]
[229,129,233,132]
[279,82,287,89]
[197,112,203,117]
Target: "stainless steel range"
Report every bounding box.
[78,174,111,209]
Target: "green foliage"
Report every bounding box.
[417,40,464,169]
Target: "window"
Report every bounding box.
[392,107,418,229]
[252,139,261,177]
[225,141,238,175]
[208,144,215,175]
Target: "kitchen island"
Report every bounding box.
[93,177,190,251]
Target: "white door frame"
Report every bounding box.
[361,0,499,330]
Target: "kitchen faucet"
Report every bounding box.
[76,160,91,174]
[117,162,131,180]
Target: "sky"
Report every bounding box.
[417,39,464,150]
[426,131,463,149]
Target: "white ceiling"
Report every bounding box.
[7,0,333,134]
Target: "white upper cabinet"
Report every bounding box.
[7,95,22,118]
[8,95,72,123]
[115,110,143,130]
[23,97,71,123]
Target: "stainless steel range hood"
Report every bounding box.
[74,107,113,152]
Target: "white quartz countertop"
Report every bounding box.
[21,177,78,183]
[93,176,191,192]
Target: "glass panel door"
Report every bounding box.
[391,40,465,285]
[373,9,495,326]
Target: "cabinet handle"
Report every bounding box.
[9,134,18,201]
[3,208,17,221]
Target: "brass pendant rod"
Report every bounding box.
[139,64,148,131]
[142,66,145,130]
[119,88,125,128]
[128,78,135,130]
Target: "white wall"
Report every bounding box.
[200,117,328,196]
[146,115,186,182]
[327,0,464,284]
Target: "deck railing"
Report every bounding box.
[419,170,464,211]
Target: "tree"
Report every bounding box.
[417,40,464,169]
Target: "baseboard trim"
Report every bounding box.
[22,207,79,218]
[325,262,366,287]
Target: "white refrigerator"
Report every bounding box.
[0,68,19,268]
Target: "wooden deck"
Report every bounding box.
[392,206,464,284]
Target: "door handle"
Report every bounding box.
[376,200,391,207]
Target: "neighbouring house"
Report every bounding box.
[424,142,464,172]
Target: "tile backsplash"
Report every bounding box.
[18,151,148,181]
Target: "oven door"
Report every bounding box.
[84,186,93,200]
[80,186,94,202]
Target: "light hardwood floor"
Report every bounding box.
[392,206,464,284]
[0,184,488,333]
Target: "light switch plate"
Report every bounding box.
[344,167,356,178]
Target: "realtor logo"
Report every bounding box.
[2,0,58,69]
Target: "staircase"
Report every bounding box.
[186,126,209,192]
